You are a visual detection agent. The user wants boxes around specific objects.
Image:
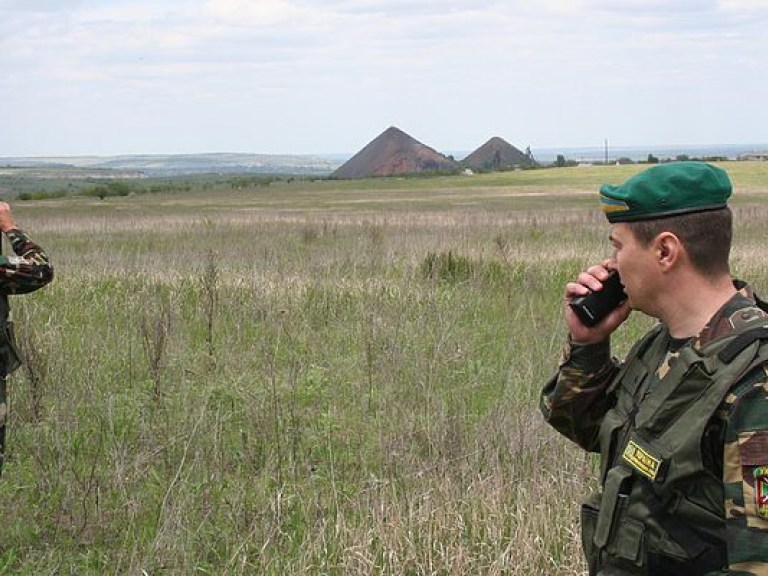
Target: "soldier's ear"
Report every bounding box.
[654,232,682,271]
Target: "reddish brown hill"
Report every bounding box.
[462,137,536,170]
[332,126,458,179]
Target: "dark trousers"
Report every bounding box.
[0,377,6,477]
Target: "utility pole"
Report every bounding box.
[604,139,609,165]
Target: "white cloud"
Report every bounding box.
[204,0,307,25]
[0,0,766,155]
[718,0,768,10]
[77,2,168,23]
[0,0,84,12]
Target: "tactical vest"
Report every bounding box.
[581,308,768,575]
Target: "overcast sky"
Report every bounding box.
[1,0,767,157]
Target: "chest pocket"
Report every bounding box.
[599,355,652,482]
[638,361,712,437]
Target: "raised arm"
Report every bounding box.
[0,202,54,294]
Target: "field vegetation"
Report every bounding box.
[1,162,767,574]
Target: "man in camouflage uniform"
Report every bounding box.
[0,201,53,476]
[540,162,768,575]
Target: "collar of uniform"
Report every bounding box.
[692,280,766,349]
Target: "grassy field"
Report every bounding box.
[1,162,767,574]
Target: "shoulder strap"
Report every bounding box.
[719,326,768,363]
[606,323,665,396]
[754,292,768,314]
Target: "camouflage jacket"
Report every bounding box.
[0,228,54,298]
[0,227,52,474]
[541,283,768,574]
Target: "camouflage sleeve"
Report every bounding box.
[723,363,768,574]
[540,338,620,453]
[0,228,54,294]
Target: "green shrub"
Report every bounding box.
[421,251,474,283]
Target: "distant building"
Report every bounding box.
[739,152,768,161]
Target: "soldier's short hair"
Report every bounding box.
[626,207,732,278]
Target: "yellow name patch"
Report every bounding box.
[622,440,662,480]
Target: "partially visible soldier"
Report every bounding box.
[540,162,768,574]
[0,201,54,476]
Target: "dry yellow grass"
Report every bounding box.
[1,162,766,573]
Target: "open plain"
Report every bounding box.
[2,162,767,574]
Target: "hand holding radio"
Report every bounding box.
[570,271,627,327]
[565,265,630,344]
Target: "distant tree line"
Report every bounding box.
[17,174,304,200]
[17,180,193,201]
[551,153,730,168]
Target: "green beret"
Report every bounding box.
[599,161,732,223]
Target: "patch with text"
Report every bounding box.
[622,440,662,480]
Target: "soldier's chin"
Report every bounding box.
[627,298,651,317]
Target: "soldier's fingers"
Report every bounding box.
[585,264,612,281]
[576,271,606,292]
[565,281,591,300]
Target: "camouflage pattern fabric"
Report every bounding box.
[541,283,768,574]
[0,228,53,475]
[0,228,54,293]
[723,367,768,574]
